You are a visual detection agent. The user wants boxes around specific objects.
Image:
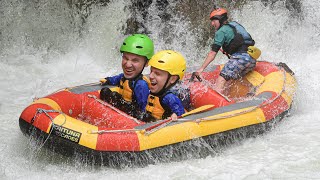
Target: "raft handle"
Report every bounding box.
[277,62,294,75]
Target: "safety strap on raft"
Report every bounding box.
[144,119,179,135]
[88,128,143,134]
[30,108,67,154]
[32,108,68,130]
[31,108,65,125]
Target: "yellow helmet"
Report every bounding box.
[149,50,186,80]
[247,46,261,60]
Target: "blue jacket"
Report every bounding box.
[106,73,149,111]
[161,93,185,116]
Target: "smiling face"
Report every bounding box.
[121,52,147,79]
[149,66,178,94]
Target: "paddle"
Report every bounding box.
[145,104,214,133]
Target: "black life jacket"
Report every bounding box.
[222,21,255,55]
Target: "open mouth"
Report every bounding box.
[150,80,157,86]
[125,69,133,73]
[124,68,134,76]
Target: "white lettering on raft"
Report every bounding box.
[52,125,82,143]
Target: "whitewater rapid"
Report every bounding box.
[1,0,320,179]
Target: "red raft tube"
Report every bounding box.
[19,61,296,166]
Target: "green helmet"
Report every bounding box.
[120,34,154,60]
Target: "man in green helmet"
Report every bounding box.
[99,34,154,118]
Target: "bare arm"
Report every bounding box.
[197,50,217,73]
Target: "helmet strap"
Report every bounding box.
[143,57,148,67]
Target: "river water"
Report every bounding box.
[1,0,319,179]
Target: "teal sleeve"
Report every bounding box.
[213,30,226,47]
[212,25,235,47]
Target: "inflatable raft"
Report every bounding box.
[19,61,296,166]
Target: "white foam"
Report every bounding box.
[1,0,320,179]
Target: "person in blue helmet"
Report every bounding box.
[99,34,154,118]
[192,8,261,95]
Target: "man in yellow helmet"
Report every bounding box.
[192,8,261,94]
[141,50,187,122]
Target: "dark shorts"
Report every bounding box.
[220,52,256,81]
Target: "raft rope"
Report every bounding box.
[70,63,289,136]
[87,94,141,124]
[88,128,141,134]
[178,66,287,122]
[144,119,172,135]
[29,108,67,154]
[143,66,288,135]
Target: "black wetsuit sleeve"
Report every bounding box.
[211,44,221,52]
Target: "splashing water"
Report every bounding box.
[1,0,320,178]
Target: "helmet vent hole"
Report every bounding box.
[158,60,165,63]
[136,46,143,49]
[123,43,126,45]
